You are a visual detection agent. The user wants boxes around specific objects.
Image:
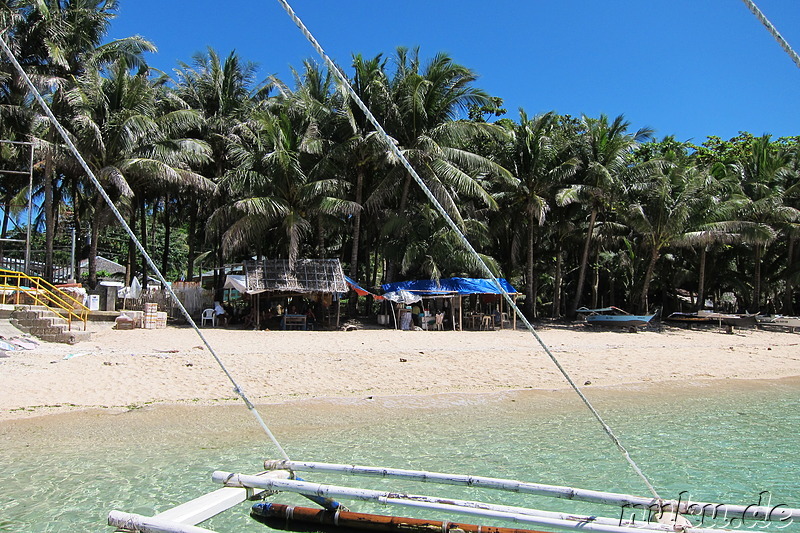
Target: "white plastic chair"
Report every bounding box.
[201,308,216,327]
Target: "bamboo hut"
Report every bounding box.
[225,259,348,328]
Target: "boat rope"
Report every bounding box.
[272,0,662,501]
[740,0,800,70]
[0,34,290,463]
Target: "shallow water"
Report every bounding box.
[1,379,799,533]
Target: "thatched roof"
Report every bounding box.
[242,259,347,294]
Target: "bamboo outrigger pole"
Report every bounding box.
[213,472,725,533]
[262,460,800,522]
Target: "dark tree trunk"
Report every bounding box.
[350,166,364,279]
[570,209,597,317]
[784,237,796,314]
[140,198,148,288]
[161,195,171,278]
[552,246,563,319]
[126,205,137,286]
[638,247,660,314]
[88,198,102,289]
[44,144,55,281]
[186,201,197,281]
[752,245,763,313]
[591,246,600,309]
[696,246,707,312]
[525,211,535,317]
[0,192,10,264]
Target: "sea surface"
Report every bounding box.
[1,379,799,533]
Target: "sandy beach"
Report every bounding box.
[2,319,800,422]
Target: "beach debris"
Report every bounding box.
[399,358,407,362]
[63,352,90,360]
[0,351,9,358]
[584,380,592,385]
[0,340,18,352]
[154,349,180,353]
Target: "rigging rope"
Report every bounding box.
[272,0,662,501]
[740,0,800,70]
[0,34,290,463]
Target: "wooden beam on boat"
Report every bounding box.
[108,470,291,532]
[212,472,720,533]
[108,510,217,533]
[262,460,800,522]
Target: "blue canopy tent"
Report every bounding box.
[381,277,518,331]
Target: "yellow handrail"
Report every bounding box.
[0,268,90,331]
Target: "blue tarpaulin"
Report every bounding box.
[381,277,517,296]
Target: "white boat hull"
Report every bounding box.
[756,315,800,328]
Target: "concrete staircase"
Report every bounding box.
[10,305,93,344]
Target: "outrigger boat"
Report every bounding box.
[107,460,800,533]
[663,312,715,325]
[576,307,656,328]
[756,315,800,331]
[696,311,758,328]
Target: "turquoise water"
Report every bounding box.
[1,380,799,532]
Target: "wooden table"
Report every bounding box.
[282,314,307,330]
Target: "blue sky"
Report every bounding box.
[108,0,800,145]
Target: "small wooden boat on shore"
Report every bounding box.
[756,315,800,331]
[697,311,758,328]
[664,312,715,324]
[577,307,655,328]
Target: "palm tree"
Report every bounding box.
[6,0,153,280]
[624,156,711,313]
[66,59,212,287]
[558,113,653,316]
[497,110,577,316]
[172,47,263,281]
[212,108,357,268]
[730,135,800,312]
[369,47,510,281]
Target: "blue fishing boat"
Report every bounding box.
[577,306,656,328]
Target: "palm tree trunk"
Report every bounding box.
[591,246,600,309]
[140,198,148,288]
[696,246,707,312]
[88,200,101,289]
[161,195,171,277]
[126,206,137,286]
[398,173,413,214]
[0,192,10,264]
[552,246,563,319]
[753,244,763,313]
[186,202,197,281]
[44,142,55,281]
[784,237,796,314]
[639,247,660,314]
[349,166,364,279]
[525,211,535,317]
[570,209,597,316]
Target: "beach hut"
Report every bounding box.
[225,259,348,328]
[381,277,519,331]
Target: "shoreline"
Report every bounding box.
[4,376,800,453]
[2,320,800,423]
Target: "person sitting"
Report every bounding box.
[213,301,229,326]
